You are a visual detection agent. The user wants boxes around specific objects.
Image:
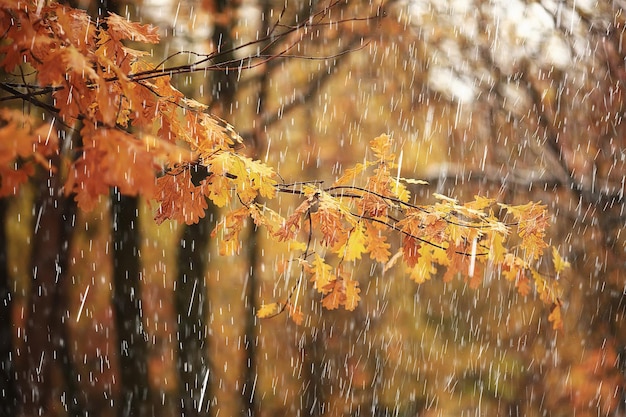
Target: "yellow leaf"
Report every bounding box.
[241,156,277,198]
[310,254,336,294]
[408,245,440,283]
[340,223,367,261]
[552,247,571,275]
[333,162,372,186]
[369,134,395,162]
[205,175,230,207]
[211,207,248,255]
[466,195,495,211]
[257,303,279,318]
[432,193,457,204]
[391,179,411,203]
[398,177,428,185]
[502,254,526,282]
[489,233,507,264]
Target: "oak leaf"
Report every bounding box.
[106,13,160,43]
[310,254,336,294]
[344,277,361,311]
[548,302,563,330]
[257,303,279,318]
[364,223,391,263]
[369,134,395,162]
[321,281,343,310]
[333,162,372,186]
[402,235,421,268]
[339,222,367,261]
[286,303,304,325]
[552,247,571,275]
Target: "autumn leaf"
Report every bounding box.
[408,245,446,284]
[402,235,421,268]
[369,134,395,162]
[286,303,304,325]
[310,254,336,294]
[333,162,373,186]
[205,174,231,207]
[390,178,411,202]
[489,231,507,264]
[344,278,361,311]
[516,275,532,297]
[106,13,160,43]
[502,254,526,283]
[314,207,348,250]
[552,247,571,275]
[211,207,249,255]
[339,222,367,261]
[321,281,343,310]
[365,223,391,263]
[154,174,208,225]
[274,199,311,242]
[548,302,563,330]
[465,195,496,211]
[257,303,279,318]
[503,202,549,260]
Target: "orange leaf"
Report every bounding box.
[344,278,361,311]
[154,174,208,225]
[548,303,563,330]
[286,303,304,325]
[211,207,249,255]
[365,223,391,263]
[106,13,159,43]
[369,134,395,162]
[321,281,343,310]
[402,235,421,268]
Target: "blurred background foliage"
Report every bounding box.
[2,0,626,416]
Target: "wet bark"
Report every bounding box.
[242,224,259,417]
[175,212,213,417]
[174,1,239,416]
[110,192,153,417]
[0,198,17,416]
[18,160,79,417]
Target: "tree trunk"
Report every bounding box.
[18,160,78,417]
[0,198,17,416]
[175,211,214,417]
[174,1,239,415]
[110,191,153,417]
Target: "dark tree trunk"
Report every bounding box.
[174,1,239,416]
[0,198,17,416]
[18,158,79,417]
[175,211,214,417]
[242,225,259,417]
[110,191,153,417]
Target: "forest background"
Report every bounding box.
[1,0,625,416]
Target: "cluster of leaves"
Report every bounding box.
[0,1,565,329]
[250,134,563,329]
[0,0,267,215]
[0,108,57,195]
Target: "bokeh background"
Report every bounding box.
[2,0,625,416]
